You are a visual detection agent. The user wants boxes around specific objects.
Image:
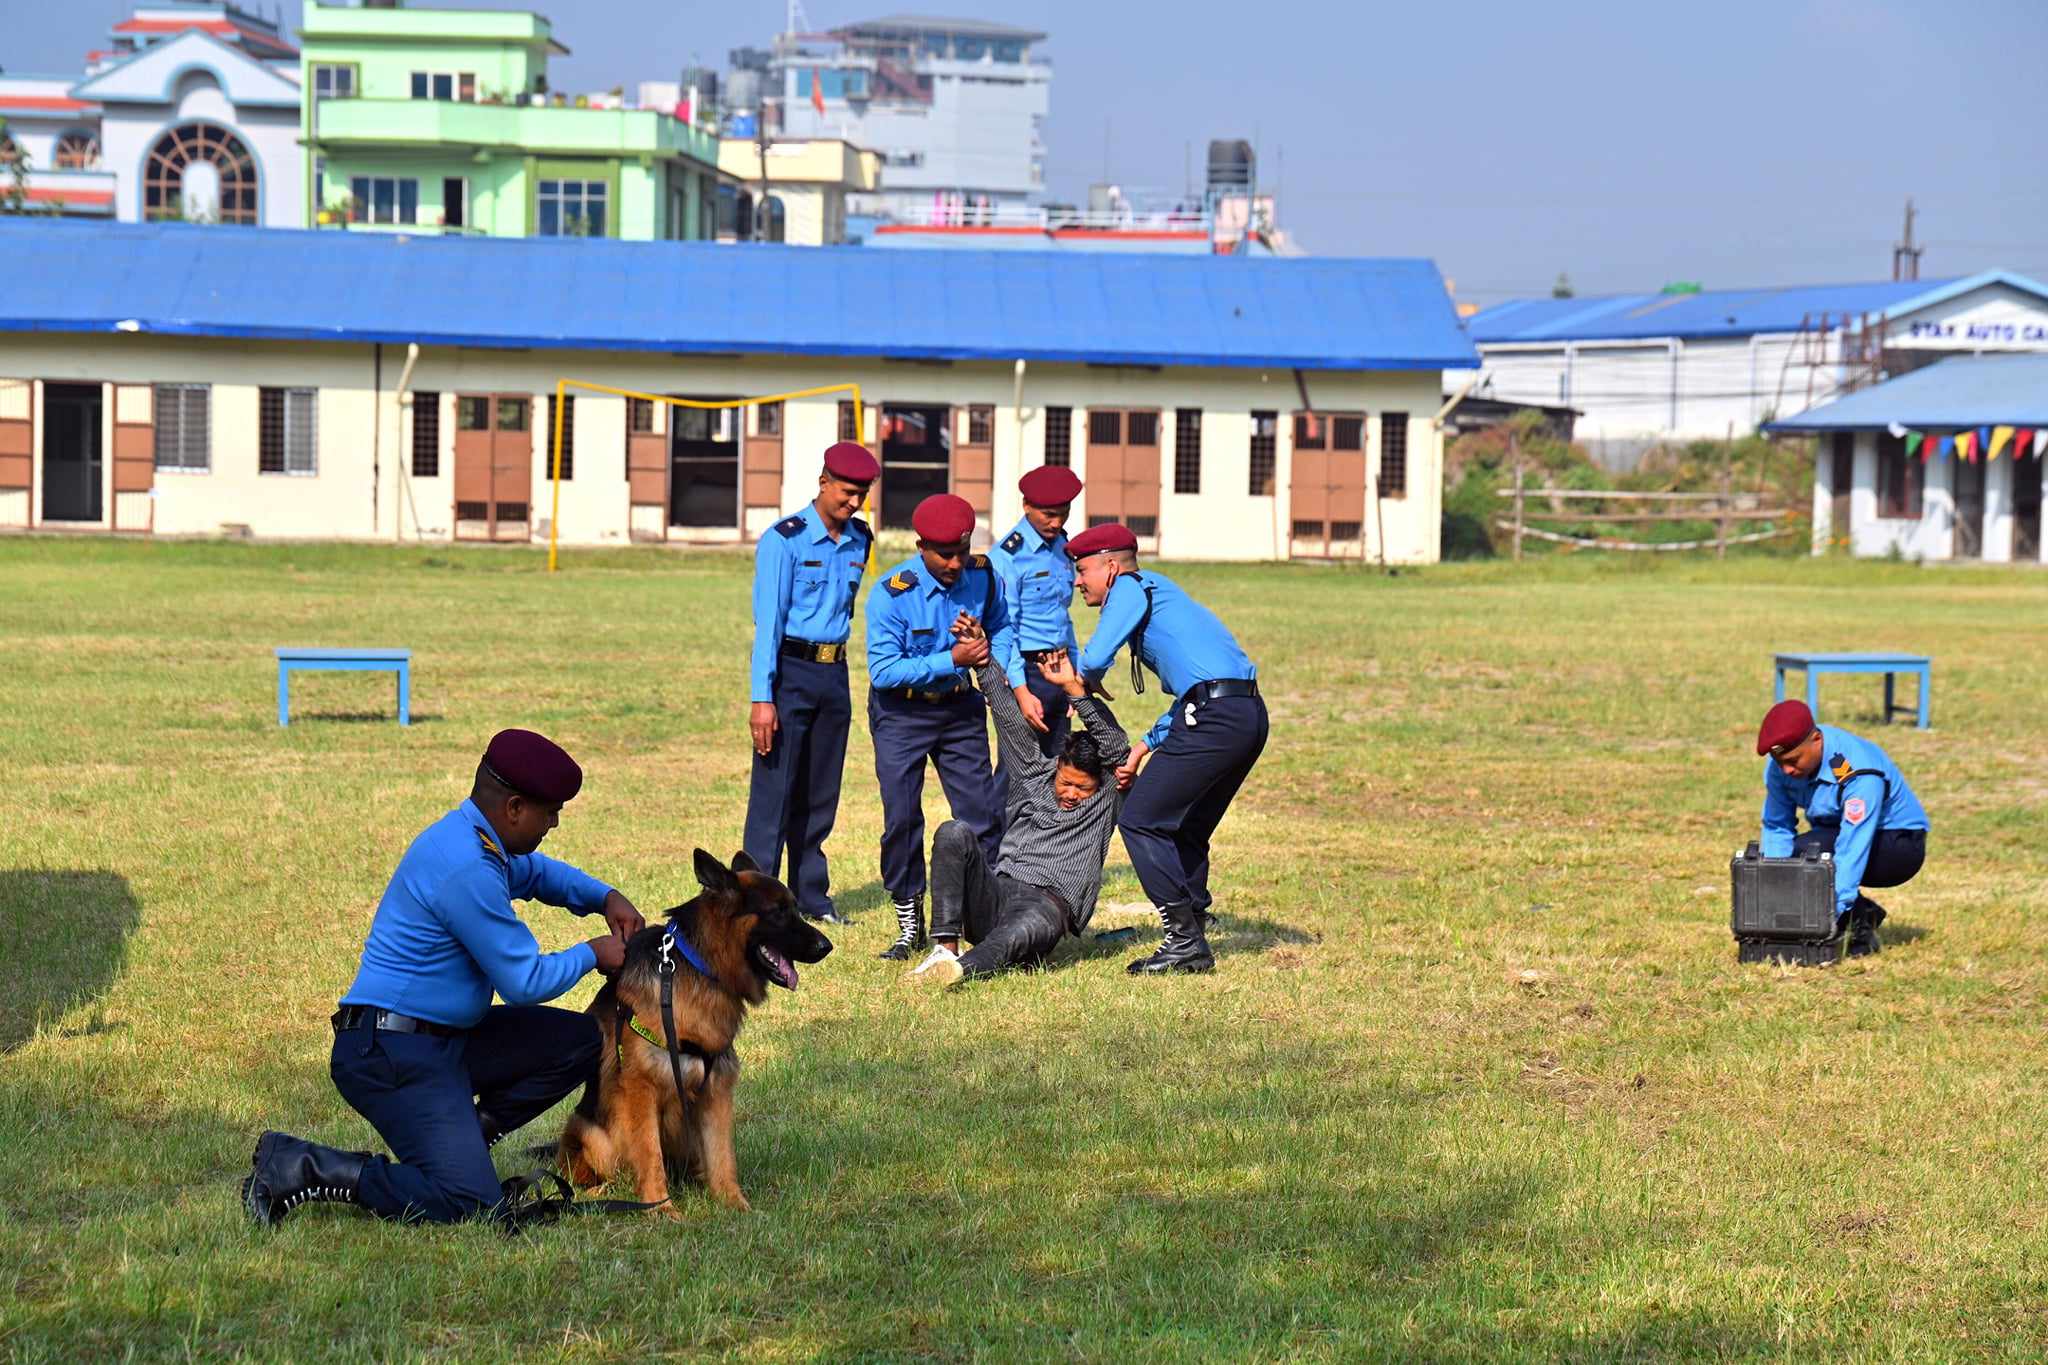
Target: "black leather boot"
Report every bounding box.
[241,1130,371,1227]
[1127,902,1215,975]
[878,896,926,960]
[1847,897,1886,958]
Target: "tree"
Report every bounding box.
[0,117,31,215]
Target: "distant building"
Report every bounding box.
[767,14,1050,224]
[714,138,880,245]
[1463,274,2048,467]
[0,2,302,225]
[300,0,734,240]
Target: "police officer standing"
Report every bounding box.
[242,729,643,1226]
[987,466,1084,759]
[1755,698,1929,956]
[1072,524,1266,975]
[744,441,878,925]
[867,493,1016,960]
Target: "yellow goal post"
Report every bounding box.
[546,379,865,573]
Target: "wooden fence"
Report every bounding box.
[1495,471,1799,560]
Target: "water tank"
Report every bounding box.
[1207,140,1254,192]
[726,68,763,114]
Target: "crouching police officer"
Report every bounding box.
[241,729,644,1227]
[1756,699,1930,956]
[867,493,1015,960]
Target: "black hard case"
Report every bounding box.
[1731,842,1841,965]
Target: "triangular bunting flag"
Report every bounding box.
[1907,431,1925,460]
[1887,421,1909,439]
[2035,429,2047,458]
[1977,426,1992,456]
[1938,434,1956,461]
[1991,425,2014,460]
[1958,430,1977,461]
[2015,427,2035,459]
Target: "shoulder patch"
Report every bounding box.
[884,571,914,595]
[1843,796,1868,825]
[1830,753,1853,782]
[1000,530,1025,553]
[774,515,805,539]
[475,826,506,863]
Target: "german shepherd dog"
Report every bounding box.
[557,849,831,1214]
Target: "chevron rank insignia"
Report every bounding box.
[1831,753,1853,782]
[476,827,506,862]
[970,554,989,569]
[885,572,914,595]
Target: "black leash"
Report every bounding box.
[655,925,728,1106]
[1128,575,1156,696]
[493,1168,667,1233]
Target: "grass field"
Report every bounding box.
[3,536,2045,1361]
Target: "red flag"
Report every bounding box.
[2016,428,2036,460]
[811,68,826,116]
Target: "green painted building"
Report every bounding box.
[300,0,733,240]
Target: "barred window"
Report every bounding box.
[1249,410,1277,495]
[548,393,574,480]
[1043,406,1071,466]
[758,400,782,436]
[1088,409,1121,446]
[628,396,654,433]
[153,384,211,471]
[1127,411,1159,447]
[412,391,439,477]
[1173,409,1202,494]
[1380,412,1408,498]
[1333,415,1364,451]
[1876,432,1922,519]
[259,388,318,475]
[1293,413,1325,450]
[838,400,857,441]
[967,404,994,445]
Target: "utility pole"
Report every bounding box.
[1892,197,1922,282]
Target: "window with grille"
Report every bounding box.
[144,123,257,223]
[1291,520,1320,539]
[838,401,858,441]
[548,394,574,479]
[1174,409,1202,494]
[54,131,99,169]
[1331,520,1363,541]
[967,405,994,445]
[1876,433,1923,519]
[1249,411,1277,495]
[1088,410,1121,446]
[458,396,490,431]
[259,388,318,474]
[629,397,654,434]
[1380,412,1409,498]
[1043,406,1071,466]
[1333,416,1364,451]
[1293,413,1325,450]
[153,384,211,471]
[412,391,439,477]
[1127,411,1159,446]
[758,401,782,437]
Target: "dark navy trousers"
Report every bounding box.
[744,656,851,918]
[869,687,1002,902]
[994,668,1073,815]
[1118,692,1269,914]
[1791,824,1928,891]
[330,1005,599,1224]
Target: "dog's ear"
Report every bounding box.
[730,849,760,875]
[693,848,737,895]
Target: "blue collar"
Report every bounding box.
[661,921,718,984]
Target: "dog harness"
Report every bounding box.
[612,923,733,1103]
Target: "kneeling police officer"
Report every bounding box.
[242,729,643,1226]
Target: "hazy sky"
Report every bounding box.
[12,0,2047,301]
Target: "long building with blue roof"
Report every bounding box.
[0,219,1477,561]
[1459,272,2048,467]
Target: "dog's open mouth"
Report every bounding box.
[754,944,799,990]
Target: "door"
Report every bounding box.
[625,396,668,541]
[743,400,785,522]
[2014,449,2043,562]
[671,398,740,528]
[1953,458,1985,559]
[1829,432,1853,545]
[1083,407,1161,537]
[1289,412,1367,557]
[879,403,950,529]
[41,382,102,523]
[453,393,532,541]
[954,405,994,520]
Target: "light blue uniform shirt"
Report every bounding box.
[1079,569,1257,750]
[340,800,612,1028]
[749,502,871,702]
[1761,723,1928,917]
[988,516,1078,687]
[865,553,1019,693]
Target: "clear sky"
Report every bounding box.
[11,0,2047,302]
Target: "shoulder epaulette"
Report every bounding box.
[849,516,872,541]
[773,515,805,539]
[1830,753,1853,782]
[999,529,1024,554]
[883,570,915,596]
[970,553,989,569]
[475,826,507,865]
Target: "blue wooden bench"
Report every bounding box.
[1773,651,1930,729]
[276,648,412,726]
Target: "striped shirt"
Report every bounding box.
[975,666,1129,932]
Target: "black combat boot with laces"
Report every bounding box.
[878,896,926,961]
[241,1130,371,1227]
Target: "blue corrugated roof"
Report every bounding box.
[1762,353,2048,431]
[1467,273,2048,344]
[0,219,1478,371]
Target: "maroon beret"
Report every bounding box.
[484,728,583,804]
[1756,700,1817,755]
[912,493,976,546]
[821,441,879,483]
[1065,522,1138,561]
[1018,465,1082,507]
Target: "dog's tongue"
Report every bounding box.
[760,946,798,989]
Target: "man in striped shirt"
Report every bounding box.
[911,645,1130,987]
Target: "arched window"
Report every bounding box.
[757,194,786,244]
[55,131,100,169]
[0,136,21,166]
[144,123,258,224]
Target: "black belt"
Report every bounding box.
[1021,648,1061,663]
[900,685,966,703]
[780,637,847,664]
[332,1005,463,1039]
[1180,678,1259,707]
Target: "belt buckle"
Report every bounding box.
[817,642,843,663]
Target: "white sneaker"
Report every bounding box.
[911,943,964,987]
[911,943,958,974]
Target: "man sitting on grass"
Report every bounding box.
[911,641,1130,987]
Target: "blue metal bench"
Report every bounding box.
[1773,651,1930,729]
[276,648,412,727]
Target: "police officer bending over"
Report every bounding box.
[1073,523,1268,975]
[911,645,1128,987]
[745,440,878,925]
[1755,699,1929,957]
[867,493,1016,960]
[242,729,644,1227]
[987,465,1085,759]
